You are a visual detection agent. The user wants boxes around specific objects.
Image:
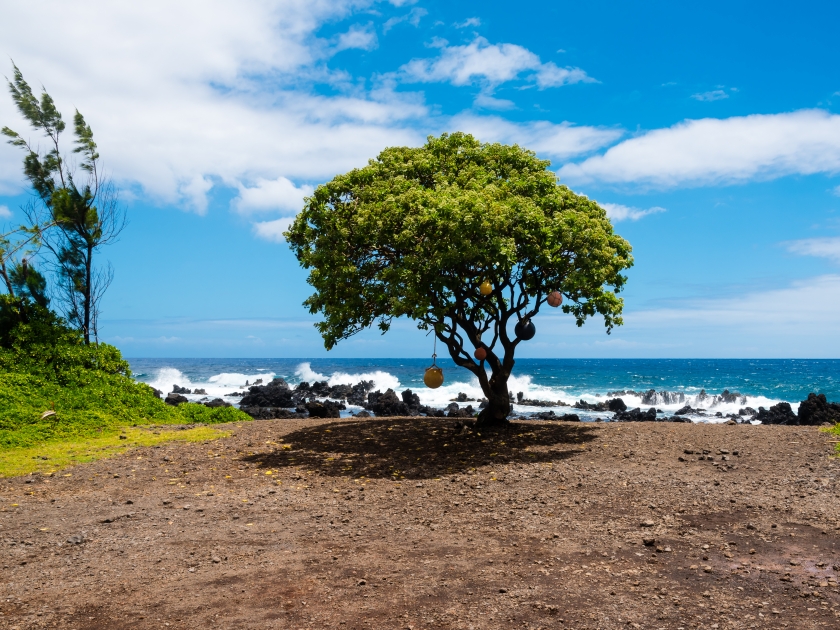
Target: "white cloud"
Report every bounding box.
[426,36,449,49]
[454,17,481,28]
[0,1,616,226]
[534,62,596,89]
[0,205,12,219]
[334,23,378,52]
[691,89,729,102]
[398,37,594,89]
[450,114,622,160]
[833,185,840,196]
[0,0,426,212]
[179,176,214,215]
[631,275,840,334]
[234,177,314,215]
[383,7,427,32]
[601,203,666,222]
[785,236,840,263]
[559,109,840,188]
[473,93,516,110]
[253,217,296,242]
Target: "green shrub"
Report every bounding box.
[0,296,250,450]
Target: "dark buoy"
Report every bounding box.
[514,318,536,340]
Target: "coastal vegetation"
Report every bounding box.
[0,67,249,475]
[287,132,633,427]
[0,296,247,456]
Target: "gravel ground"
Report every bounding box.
[1,417,838,630]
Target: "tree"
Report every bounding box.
[286,133,633,427]
[2,64,125,343]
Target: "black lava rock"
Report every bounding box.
[203,398,231,408]
[240,406,306,420]
[164,393,188,406]
[172,384,191,394]
[613,407,657,422]
[755,402,798,425]
[797,393,840,426]
[239,377,295,408]
[305,400,342,419]
[606,398,627,412]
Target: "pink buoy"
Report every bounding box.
[547,291,563,307]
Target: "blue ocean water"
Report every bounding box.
[129,358,840,422]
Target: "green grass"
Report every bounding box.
[824,423,840,455]
[0,425,231,477]
[0,370,249,450]
[0,296,252,470]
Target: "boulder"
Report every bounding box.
[367,389,410,416]
[446,403,475,418]
[193,388,207,395]
[640,390,685,405]
[305,400,342,419]
[755,402,798,425]
[164,393,189,406]
[203,398,231,408]
[606,397,627,412]
[797,393,840,426]
[172,384,191,394]
[613,407,657,422]
[240,406,305,420]
[401,389,421,408]
[239,377,295,408]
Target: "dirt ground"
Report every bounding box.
[1,417,839,630]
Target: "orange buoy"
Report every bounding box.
[547,291,563,307]
[424,366,444,389]
[474,347,487,361]
[479,280,492,296]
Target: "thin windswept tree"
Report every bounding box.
[2,64,125,343]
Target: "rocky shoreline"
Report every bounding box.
[155,378,840,427]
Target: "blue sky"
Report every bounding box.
[1,0,839,358]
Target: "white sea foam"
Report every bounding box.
[144,367,275,403]
[293,362,401,393]
[138,364,795,423]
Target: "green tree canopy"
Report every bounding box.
[286,133,633,426]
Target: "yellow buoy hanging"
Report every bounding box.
[479,280,492,296]
[424,336,444,389]
[424,366,444,389]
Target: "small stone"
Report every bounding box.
[703,566,713,573]
[746,523,757,530]
[211,556,221,563]
[357,579,366,586]
[643,538,655,546]
[640,520,655,528]
[499,588,508,593]
[678,457,686,462]
[684,449,695,455]
[790,560,800,566]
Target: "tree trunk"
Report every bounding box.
[83,243,93,344]
[476,370,511,428]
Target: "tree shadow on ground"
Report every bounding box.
[242,418,599,480]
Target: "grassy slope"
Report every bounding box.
[0,425,231,477]
[0,298,250,473]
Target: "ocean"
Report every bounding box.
[128,358,840,423]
